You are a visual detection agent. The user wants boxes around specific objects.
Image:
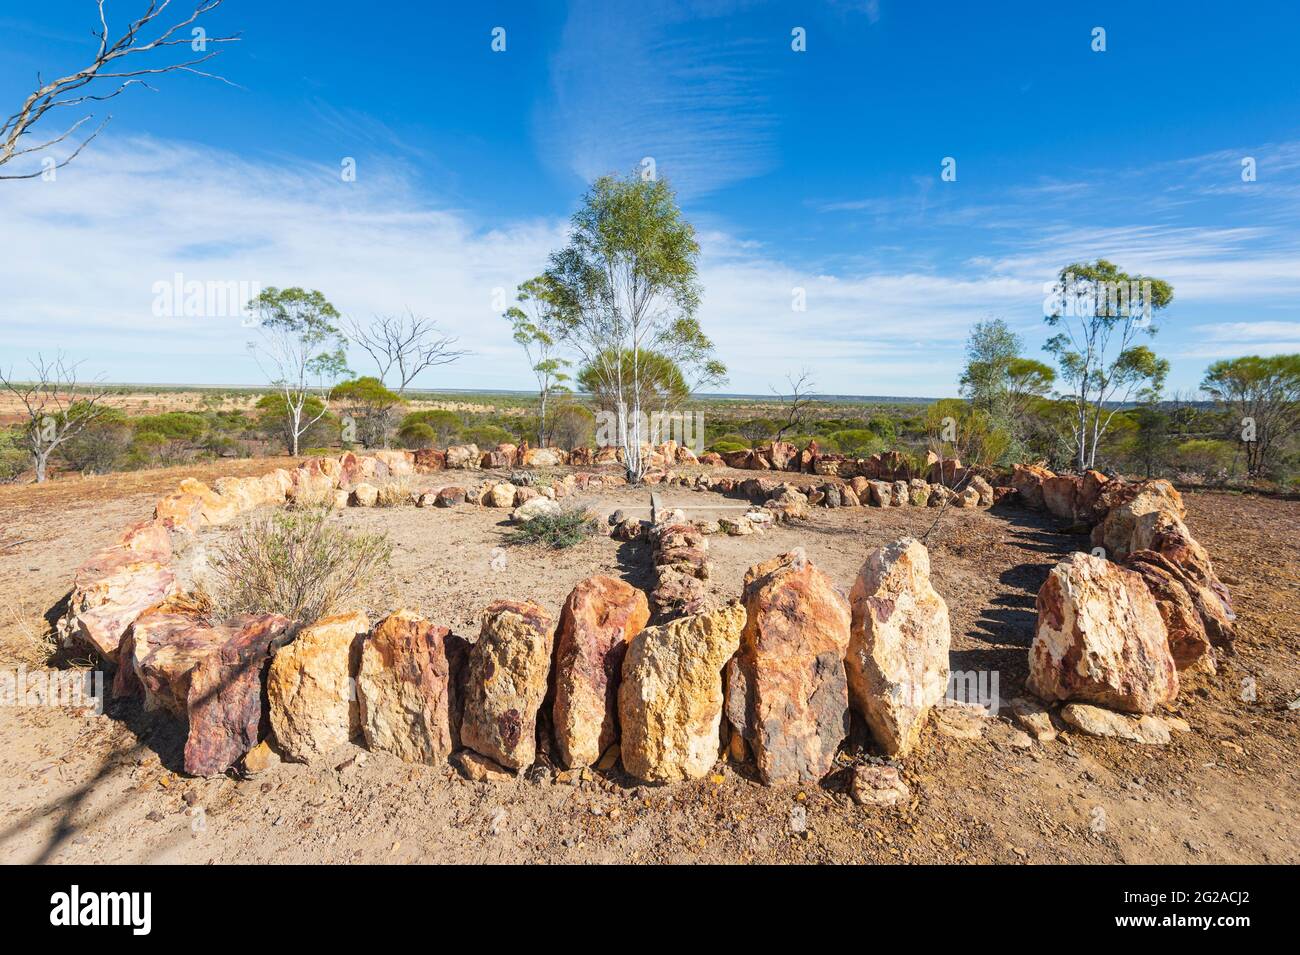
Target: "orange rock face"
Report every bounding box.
[552,576,651,769]
[357,610,467,765]
[727,551,851,785]
[1028,553,1178,713]
[1010,464,1055,510]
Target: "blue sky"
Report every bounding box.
[2,0,1299,396]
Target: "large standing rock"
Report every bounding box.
[357,610,466,764]
[460,600,555,770]
[847,538,952,756]
[522,447,565,468]
[552,577,651,768]
[268,611,370,763]
[60,520,177,661]
[1125,550,1224,673]
[1028,552,1178,713]
[618,601,746,783]
[726,551,851,784]
[444,444,481,469]
[1090,480,1184,559]
[184,614,292,777]
[114,609,217,709]
[1042,475,1083,522]
[1010,464,1055,510]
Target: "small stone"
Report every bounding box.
[849,765,911,807]
[453,750,514,783]
[242,739,280,775]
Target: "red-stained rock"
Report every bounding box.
[184,614,292,777]
[1010,464,1055,510]
[460,600,556,770]
[1028,552,1177,713]
[722,448,754,469]
[726,551,851,784]
[699,451,724,467]
[357,610,466,764]
[552,576,651,768]
[927,457,964,487]
[413,448,446,472]
[444,444,481,469]
[60,521,177,661]
[433,485,466,507]
[1123,553,1217,675]
[1042,474,1083,522]
[767,441,799,470]
[1078,470,1110,523]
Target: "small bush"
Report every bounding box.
[397,421,437,449]
[206,510,392,626]
[506,507,600,549]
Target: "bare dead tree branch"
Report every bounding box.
[772,370,816,443]
[0,1,240,179]
[0,352,118,482]
[343,311,468,395]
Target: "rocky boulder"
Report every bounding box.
[444,444,481,469]
[1010,464,1054,510]
[357,610,467,764]
[552,576,651,768]
[618,601,746,783]
[268,611,370,763]
[726,551,851,785]
[847,538,952,756]
[512,496,561,523]
[184,614,292,777]
[434,486,466,507]
[60,520,177,661]
[460,600,556,770]
[1028,552,1178,713]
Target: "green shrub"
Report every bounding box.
[206,510,392,626]
[506,507,600,549]
[59,417,134,473]
[397,422,437,449]
[133,412,208,442]
[400,409,461,444]
[462,424,514,448]
[1172,439,1236,479]
[827,429,884,457]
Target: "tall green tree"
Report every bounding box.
[504,274,571,447]
[1201,354,1300,478]
[1044,260,1172,470]
[247,287,349,456]
[545,173,724,480]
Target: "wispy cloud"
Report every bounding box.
[537,1,779,199]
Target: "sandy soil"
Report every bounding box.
[1,459,1297,864]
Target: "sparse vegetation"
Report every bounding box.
[506,506,600,549]
[207,510,392,627]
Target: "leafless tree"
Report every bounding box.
[1,1,239,180]
[772,370,817,443]
[343,311,467,395]
[0,353,117,482]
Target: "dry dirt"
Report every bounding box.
[1,458,1297,864]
